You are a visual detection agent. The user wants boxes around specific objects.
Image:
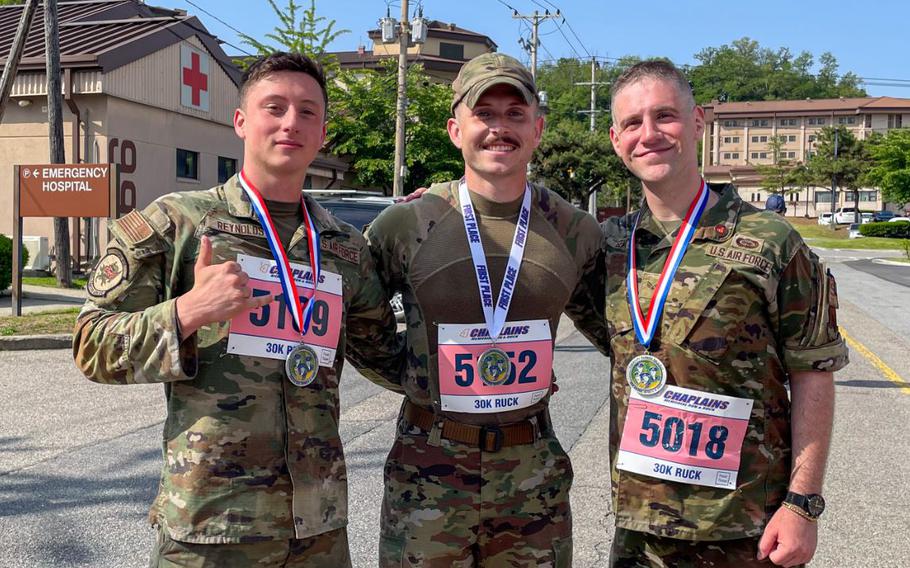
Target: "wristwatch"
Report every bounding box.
[783,491,826,520]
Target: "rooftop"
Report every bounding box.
[705,96,910,116]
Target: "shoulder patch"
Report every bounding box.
[705,244,772,275]
[114,210,154,245]
[86,250,129,298]
[321,238,361,264]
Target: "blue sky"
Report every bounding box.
[160,0,910,98]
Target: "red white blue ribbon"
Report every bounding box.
[238,170,320,335]
[458,180,532,342]
[627,180,709,348]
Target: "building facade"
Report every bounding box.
[701,97,910,217]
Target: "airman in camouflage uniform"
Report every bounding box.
[603,60,848,567]
[361,53,609,567]
[73,53,401,567]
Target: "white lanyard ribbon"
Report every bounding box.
[627,179,710,349]
[458,180,532,343]
[238,170,321,335]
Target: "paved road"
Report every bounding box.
[1,249,909,566]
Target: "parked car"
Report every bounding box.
[313,194,404,321]
[817,212,833,225]
[873,210,896,222]
[833,207,860,224]
[847,223,863,239]
[888,216,910,223]
[860,212,874,224]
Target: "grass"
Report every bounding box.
[0,307,80,336]
[22,276,86,289]
[788,218,906,250]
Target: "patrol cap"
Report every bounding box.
[451,52,538,114]
[765,194,786,213]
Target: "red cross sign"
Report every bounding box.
[180,44,210,111]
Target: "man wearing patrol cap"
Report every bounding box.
[73,52,402,566]
[361,51,609,566]
[602,59,848,566]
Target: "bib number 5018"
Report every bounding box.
[639,411,728,460]
[454,350,537,387]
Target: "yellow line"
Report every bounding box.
[839,326,910,395]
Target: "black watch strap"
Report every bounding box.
[785,491,825,519]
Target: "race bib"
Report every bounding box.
[617,384,754,490]
[227,254,342,367]
[437,319,552,414]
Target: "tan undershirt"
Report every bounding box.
[264,199,303,250]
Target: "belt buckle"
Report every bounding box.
[479,425,504,452]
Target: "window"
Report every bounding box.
[780,118,798,127]
[723,152,731,159]
[859,191,878,202]
[218,156,237,184]
[787,135,797,142]
[787,151,797,159]
[808,117,826,126]
[751,119,769,127]
[888,114,903,129]
[808,134,817,142]
[731,152,739,159]
[723,136,741,144]
[751,152,759,159]
[176,148,199,180]
[760,152,768,159]
[865,115,872,128]
[815,191,832,203]
[751,135,768,143]
[439,42,465,60]
[723,120,740,127]
[837,116,856,125]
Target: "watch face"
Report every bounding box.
[807,494,826,517]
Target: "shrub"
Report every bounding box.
[0,235,31,292]
[859,221,910,239]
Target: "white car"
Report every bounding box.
[888,216,910,222]
[833,207,860,224]
[817,213,833,225]
[861,212,874,224]
[847,223,863,239]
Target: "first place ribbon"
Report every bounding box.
[458,180,532,343]
[627,180,710,349]
[238,170,321,335]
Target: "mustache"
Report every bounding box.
[482,135,521,147]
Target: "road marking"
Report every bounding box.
[839,326,910,395]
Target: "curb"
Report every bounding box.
[0,334,72,351]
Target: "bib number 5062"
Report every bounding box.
[639,411,728,460]
[453,350,537,387]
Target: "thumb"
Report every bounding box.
[757,524,776,560]
[195,235,213,274]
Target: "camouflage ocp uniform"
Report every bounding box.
[73,175,401,559]
[362,181,609,567]
[603,186,848,557]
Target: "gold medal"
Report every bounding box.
[286,344,320,387]
[626,354,667,396]
[478,348,511,386]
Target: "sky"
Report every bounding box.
[157,0,910,98]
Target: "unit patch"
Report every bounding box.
[731,235,764,253]
[87,250,129,297]
[321,239,360,264]
[706,244,772,274]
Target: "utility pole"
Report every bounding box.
[392,0,409,198]
[513,9,560,81]
[0,0,38,125]
[45,0,71,287]
[576,56,607,215]
[830,128,838,227]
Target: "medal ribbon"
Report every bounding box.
[238,170,321,335]
[627,180,709,348]
[458,180,532,343]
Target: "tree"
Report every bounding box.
[865,129,910,206]
[327,62,461,194]
[531,120,637,205]
[236,0,348,73]
[756,135,796,197]
[807,126,869,220]
[789,161,814,217]
[687,37,866,104]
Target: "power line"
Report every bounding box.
[182,0,255,56]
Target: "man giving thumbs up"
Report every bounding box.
[73,52,402,567]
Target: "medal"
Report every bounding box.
[239,170,322,386]
[457,180,532,349]
[626,353,667,395]
[286,344,320,387]
[626,180,710,396]
[478,347,511,386]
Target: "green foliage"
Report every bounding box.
[327,62,461,193]
[0,234,29,292]
[757,135,799,195]
[858,221,910,238]
[531,120,638,204]
[865,128,910,206]
[235,0,349,73]
[807,126,869,192]
[687,38,866,104]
